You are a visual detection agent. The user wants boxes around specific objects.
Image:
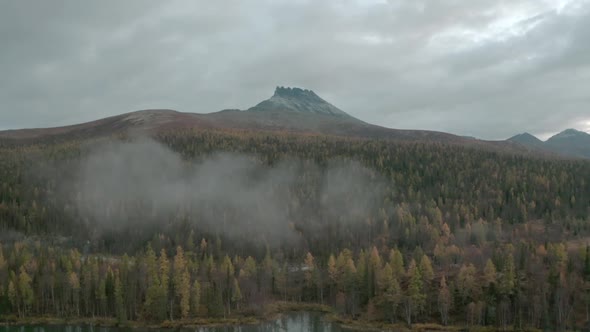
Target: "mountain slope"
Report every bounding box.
[0,109,197,140]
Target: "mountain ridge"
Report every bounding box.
[0,87,465,144]
[0,86,584,159]
[508,129,590,158]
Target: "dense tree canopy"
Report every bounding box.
[0,130,589,329]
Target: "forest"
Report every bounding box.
[1,129,590,330]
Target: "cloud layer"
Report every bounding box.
[1,0,589,139]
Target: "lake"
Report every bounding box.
[0,312,366,332]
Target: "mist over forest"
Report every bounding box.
[1,128,590,330]
[64,139,385,247]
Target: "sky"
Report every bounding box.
[1,0,589,140]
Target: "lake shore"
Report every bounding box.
[0,302,327,329]
[0,302,542,332]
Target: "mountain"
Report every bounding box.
[0,86,534,155]
[0,87,455,141]
[547,128,590,142]
[507,129,590,159]
[545,129,590,158]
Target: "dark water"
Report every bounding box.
[0,312,363,332]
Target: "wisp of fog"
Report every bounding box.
[69,139,385,244]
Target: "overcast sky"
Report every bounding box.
[1,0,589,140]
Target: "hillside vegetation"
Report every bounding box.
[0,130,589,330]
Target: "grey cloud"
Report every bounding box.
[0,0,589,139]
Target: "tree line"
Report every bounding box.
[0,238,588,330]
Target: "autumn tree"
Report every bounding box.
[483,259,497,287]
[438,275,452,326]
[419,255,434,314]
[327,254,337,303]
[68,271,80,316]
[231,277,243,310]
[498,253,516,329]
[173,246,190,319]
[17,267,34,317]
[456,263,478,306]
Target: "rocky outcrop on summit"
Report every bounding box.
[248,87,354,119]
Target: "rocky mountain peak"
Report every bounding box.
[273,86,320,100]
[248,86,355,119]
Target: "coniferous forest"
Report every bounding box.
[1,130,590,330]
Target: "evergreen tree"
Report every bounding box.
[191,279,201,317]
[114,270,126,323]
[158,249,170,319]
[483,259,497,287]
[390,249,405,280]
[499,254,516,297]
[404,259,425,326]
[173,246,190,319]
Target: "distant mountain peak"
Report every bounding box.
[506,128,590,159]
[508,132,544,146]
[248,86,354,119]
[520,132,536,137]
[511,132,538,139]
[550,128,589,140]
[510,132,541,140]
[538,128,590,159]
